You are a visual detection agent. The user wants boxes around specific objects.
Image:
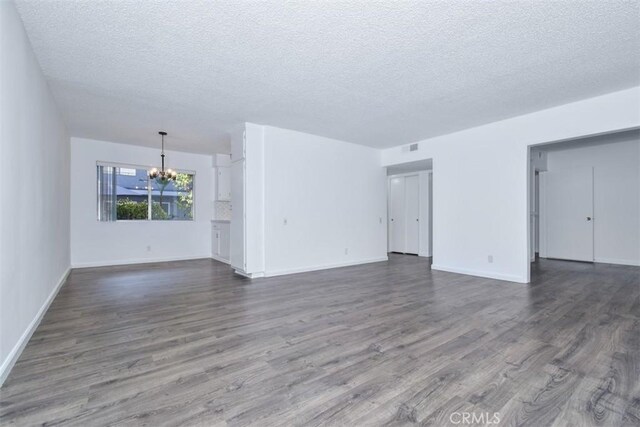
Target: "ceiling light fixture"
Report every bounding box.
[149,131,177,181]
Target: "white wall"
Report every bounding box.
[0,2,70,384]
[381,87,640,283]
[258,125,387,276]
[245,123,266,274]
[540,133,640,266]
[70,138,213,267]
[419,171,432,257]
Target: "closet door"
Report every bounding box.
[545,166,594,262]
[404,175,420,254]
[389,177,406,252]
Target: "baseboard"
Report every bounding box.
[211,254,230,265]
[233,269,265,278]
[431,264,527,284]
[0,267,70,387]
[71,255,211,268]
[418,252,432,258]
[264,256,389,278]
[594,257,640,267]
[538,256,640,267]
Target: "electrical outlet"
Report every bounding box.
[283,218,287,225]
[147,245,152,252]
[488,255,493,263]
[345,248,349,255]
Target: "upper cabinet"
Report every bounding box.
[213,154,232,201]
[216,166,231,201]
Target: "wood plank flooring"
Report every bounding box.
[0,255,638,426]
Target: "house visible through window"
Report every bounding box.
[97,163,194,221]
[117,167,136,176]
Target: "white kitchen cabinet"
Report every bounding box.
[212,221,231,263]
[212,226,220,255]
[216,167,231,201]
[219,223,230,260]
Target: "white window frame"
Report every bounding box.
[96,161,196,222]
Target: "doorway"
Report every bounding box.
[529,129,640,267]
[386,159,433,258]
[389,174,420,254]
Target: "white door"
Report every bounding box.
[404,175,420,254]
[545,166,594,262]
[389,177,405,252]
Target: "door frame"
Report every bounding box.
[526,128,635,281]
[387,171,431,257]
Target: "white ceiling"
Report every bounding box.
[14,1,640,154]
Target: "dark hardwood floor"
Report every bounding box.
[1,255,638,426]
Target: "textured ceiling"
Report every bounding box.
[14,0,640,154]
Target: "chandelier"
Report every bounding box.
[149,131,177,181]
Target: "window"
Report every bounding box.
[97,163,194,221]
